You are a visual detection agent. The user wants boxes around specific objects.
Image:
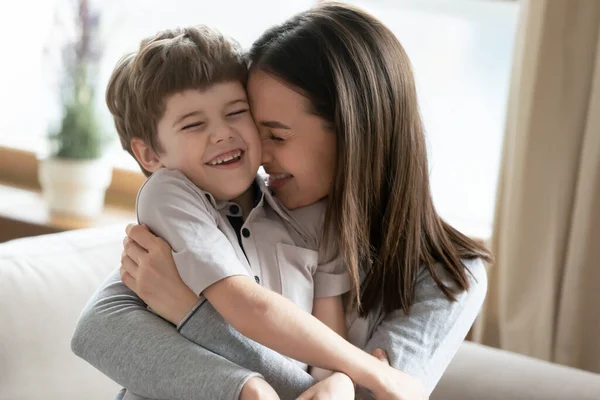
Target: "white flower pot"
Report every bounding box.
[38,157,113,219]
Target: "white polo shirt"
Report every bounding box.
[136,168,350,315]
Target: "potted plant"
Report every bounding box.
[38,0,112,219]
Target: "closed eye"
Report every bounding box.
[182,121,205,130]
[269,134,284,143]
[227,109,249,117]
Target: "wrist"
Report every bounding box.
[169,288,199,325]
[347,353,385,391]
[330,371,354,387]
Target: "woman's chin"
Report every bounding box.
[274,190,324,210]
[275,192,305,210]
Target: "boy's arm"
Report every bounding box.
[309,240,351,381]
[309,295,348,381]
[137,170,392,392]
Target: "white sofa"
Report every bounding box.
[1,226,600,400]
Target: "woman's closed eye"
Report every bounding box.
[267,133,285,143]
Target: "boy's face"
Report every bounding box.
[153,82,261,200]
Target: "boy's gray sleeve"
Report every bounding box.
[71,269,259,400]
[363,258,488,396]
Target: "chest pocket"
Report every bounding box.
[276,243,318,314]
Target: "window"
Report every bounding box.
[0,0,520,238]
[347,0,520,239]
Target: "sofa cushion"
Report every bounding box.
[0,226,123,400]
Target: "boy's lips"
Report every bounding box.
[205,149,245,168]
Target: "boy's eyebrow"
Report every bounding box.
[173,111,204,128]
[259,120,291,129]
[226,98,249,106]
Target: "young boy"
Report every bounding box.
[106,25,350,395]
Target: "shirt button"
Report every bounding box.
[254,276,260,284]
[242,228,250,238]
[229,204,240,215]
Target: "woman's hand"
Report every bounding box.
[356,349,427,400]
[120,223,199,325]
[372,348,390,364]
[296,372,355,400]
[355,348,426,400]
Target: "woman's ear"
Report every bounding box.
[130,138,163,172]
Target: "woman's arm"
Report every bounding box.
[71,269,258,400]
[72,269,313,400]
[363,258,488,395]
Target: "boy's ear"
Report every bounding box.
[130,138,163,173]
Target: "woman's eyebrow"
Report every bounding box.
[259,120,291,129]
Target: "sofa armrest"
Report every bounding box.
[432,341,600,400]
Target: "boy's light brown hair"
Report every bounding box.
[106,26,248,176]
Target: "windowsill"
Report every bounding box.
[0,182,136,242]
[0,145,144,210]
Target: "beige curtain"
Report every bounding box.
[474,0,600,373]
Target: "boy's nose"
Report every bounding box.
[211,125,235,144]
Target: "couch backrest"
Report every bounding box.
[0,226,123,400]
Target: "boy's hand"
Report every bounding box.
[296,372,355,400]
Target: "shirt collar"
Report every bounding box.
[255,175,291,222]
[202,175,290,221]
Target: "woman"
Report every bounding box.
[72,3,490,399]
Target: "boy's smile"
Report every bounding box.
[137,81,262,201]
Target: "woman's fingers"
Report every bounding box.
[120,266,135,289]
[372,348,390,365]
[126,223,156,251]
[121,252,139,278]
[123,236,148,265]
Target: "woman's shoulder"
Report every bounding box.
[416,257,488,305]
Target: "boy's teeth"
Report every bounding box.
[271,173,290,179]
[209,150,242,165]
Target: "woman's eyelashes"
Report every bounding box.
[269,134,285,143]
[261,131,284,142]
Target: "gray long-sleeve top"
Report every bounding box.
[71,256,486,399]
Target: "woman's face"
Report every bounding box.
[247,69,336,210]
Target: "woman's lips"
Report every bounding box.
[267,173,293,189]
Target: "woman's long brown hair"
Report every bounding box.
[249,2,492,317]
